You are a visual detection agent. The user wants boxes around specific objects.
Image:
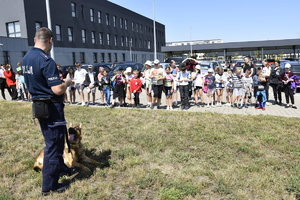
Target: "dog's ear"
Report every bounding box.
[69,122,73,127]
[79,123,82,129]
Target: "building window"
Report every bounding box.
[82,29,86,43]
[71,2,76,17]
[6,21,21,37]
[101,53,105,62]
[122,53,126,61]
[35,22,42,30]
[125,37,128,47]
[81,5,84,19]
[72,52,76,64]
[121,36,124,47]
[68,27,73,42]
[131,22,134,31]
[148,40,151,49]
[106,13,109,25]
[80,52,85,63]
[107,33,110,45]
[136,23,139,32]
[98,11,102,23]
[130,38,133,47]
[99,32,103,45]
[91,31,96,44]
[90,8,94,22]
[120,18,123,29]
[3,51,9,64]
[93,52,98,63]
[124,19,128,30]
[140,24,143,33]
[55,25,62,41]
[113,15,116,27]
[114,35,117,46]
[114,53,118,62]
[22,51,27,57]
[108,53,111,62]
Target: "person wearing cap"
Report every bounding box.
[149,59,166,109]
[204,68,216,108]
[280,63,297,109]
[169,60,179,106]
[74,62,87,106]
[191,65,204,106]
[125,67,133,106]
[84,65,98,106]
[143,60,153,108]
[15,65,28,101]
[3,64,18,100]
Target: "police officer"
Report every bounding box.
[22,27,78,196]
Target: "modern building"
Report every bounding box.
[166,39,223,46]
[0,0,166,67]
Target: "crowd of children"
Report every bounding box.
[1,58,299,111]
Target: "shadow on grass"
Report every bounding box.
[69,148,111,181]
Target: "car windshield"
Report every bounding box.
[200,64,210,70]
[291,65,300,72]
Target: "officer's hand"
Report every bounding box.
[64,78,72,87]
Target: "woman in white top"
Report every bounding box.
[143,60,153,108]
[191,65,204,106]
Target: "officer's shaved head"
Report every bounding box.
[35,27,53,43]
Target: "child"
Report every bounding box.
[253,67,266,109]
[101,70,111,106]
[204,68,216,107]
[164,67,175,110]
[231,68,243,108]
[191,65,204,107]
[125,67,133,106]
[110,68,126,108]
[177,64,191,110]
[143,60,153,108]
[97,67,105,105]
[3,64,18,100]
[215,67,225,106]
[15,67,28,101]
[240,69,253,109]
[130,70,143,108]
[225,69,234,106]
[84,65,98,106]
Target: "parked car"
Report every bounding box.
[82,63,112,74]
[199,61,215,76]
[280,61,300,89]
[110,62,144,76]
[253,60,262,69]
[165,57,186,66]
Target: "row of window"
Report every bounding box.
[56,24,152,49]
[71,2,164,37]
[75,52,128,64]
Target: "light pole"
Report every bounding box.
[152,0,157,60]
[45,0,55,59]
[190,26,192,57]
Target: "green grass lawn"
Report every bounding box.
[0,101,299,200]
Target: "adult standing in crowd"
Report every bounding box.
[269,60,283,105]
[0,64,11,100]
[150,59,165,109]
[3,64,17,100]
[262,59,271,103]
[280,63,297,109]
[22,27,78,196]
[74,62,87,106]
[243,56,255,76]
[143,60,153,108]
[170,60,179,106]
[182,57,198,97]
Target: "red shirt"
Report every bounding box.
[130,78,142,93]
[3,70,16,87]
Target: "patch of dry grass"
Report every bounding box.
[0,100,299,200]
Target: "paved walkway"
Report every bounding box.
[2,88,300,118]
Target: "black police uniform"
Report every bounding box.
[22,47,69,192]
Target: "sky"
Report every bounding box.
[108,0,300,43]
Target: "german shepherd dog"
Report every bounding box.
[33,123,99,172]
